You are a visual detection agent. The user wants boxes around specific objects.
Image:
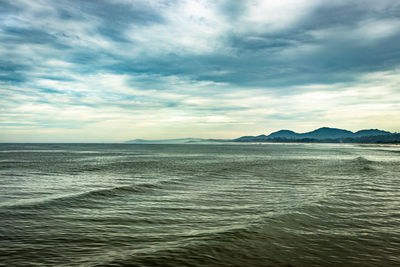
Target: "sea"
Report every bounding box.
[0,143,399,266]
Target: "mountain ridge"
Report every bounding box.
[125,127,398,144]
[235,127,392,141]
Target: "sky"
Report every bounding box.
[1,0,400,142]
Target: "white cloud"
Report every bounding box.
[238,0,321,33]
[124,0,228,55]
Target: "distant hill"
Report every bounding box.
[299,127,353,139]
[125,138,229,144]
[125,138,206,144]
[353,129,391,137]
[263,127,355,139]
[125,128,398,144]
[267,127,389,140]
[234,127,397,143]
[267,130,298,139]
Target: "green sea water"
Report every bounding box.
[1,143,400,266]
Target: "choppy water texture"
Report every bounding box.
[1,143,400,266]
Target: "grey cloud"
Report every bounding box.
[1,0,400,141]
[3,0,400,88]
[54,0,166,42]
[94,1,400,88]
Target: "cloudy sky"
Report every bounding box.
[1,0,400,142]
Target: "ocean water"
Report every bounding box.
[1,143,400,266]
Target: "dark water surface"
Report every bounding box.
[1,143,400,266]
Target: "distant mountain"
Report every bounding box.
[353,129,391,137]
[299,127,353,139]
[267,130,298,139]
[266,127,391,139]
[234,127,395,143]
[125,138,206,144]
[125,128,397,144]
[235,134,269,142]
[125,138,229,144]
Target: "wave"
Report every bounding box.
[83,183,161,197]
[348,156,376,171]
[353,156,373,163]
[105,198,400,267]
[100,209,335,266]
[0,183,162,210]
